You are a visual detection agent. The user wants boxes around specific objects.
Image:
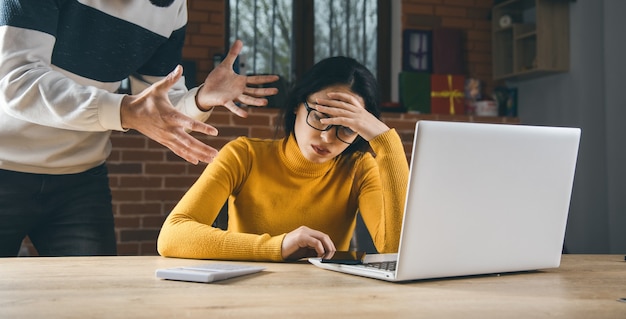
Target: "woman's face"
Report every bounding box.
[293,85,364,163]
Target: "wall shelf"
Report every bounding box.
[492,0,570,81]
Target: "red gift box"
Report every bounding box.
[430,74,465,115]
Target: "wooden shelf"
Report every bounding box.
[492,0,570,81]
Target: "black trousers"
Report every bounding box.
[0,164,117,257]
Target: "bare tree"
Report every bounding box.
[229,0,378,82]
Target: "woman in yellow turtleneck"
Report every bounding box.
[157,56,409,262]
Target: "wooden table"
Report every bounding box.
[1,255,625,318]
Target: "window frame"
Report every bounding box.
[226,0,391,102]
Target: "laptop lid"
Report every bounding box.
[394,120,581,281]
[309,120,581,282]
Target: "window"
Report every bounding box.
[228,0,391,101]
[229,0,293,80]
[313,1,378,76]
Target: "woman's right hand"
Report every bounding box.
[281,226,336,261]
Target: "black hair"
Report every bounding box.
[280,56,381,155]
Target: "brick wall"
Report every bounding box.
[402,0,497,93]
[21,0,509,256]
[183,0,228,87]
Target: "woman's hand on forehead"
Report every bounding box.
[313,92,363,110]
[313,92,390,141]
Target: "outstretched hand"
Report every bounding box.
[281,226,336,261]
[195,39,280,117]
[119,40,280,164]
[120,65,219,164]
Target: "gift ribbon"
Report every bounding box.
[430,75,465,115]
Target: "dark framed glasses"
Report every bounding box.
[303,101,358,144]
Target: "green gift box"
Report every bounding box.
[399,71,431,113]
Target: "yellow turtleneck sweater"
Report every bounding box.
[157,129,409,261]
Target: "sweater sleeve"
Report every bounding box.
[0,26,125,132]
[157,138,285,261]
[356,129,409,253]
[0,1,210,132]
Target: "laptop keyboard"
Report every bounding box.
[360,261,397,271]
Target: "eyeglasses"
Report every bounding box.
[303,101,358,144]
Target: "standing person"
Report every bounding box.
[0,0,279,257]
[157,56,409,261]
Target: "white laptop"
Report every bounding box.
[309,120,581,282]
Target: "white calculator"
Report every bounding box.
[155,263,265,283]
